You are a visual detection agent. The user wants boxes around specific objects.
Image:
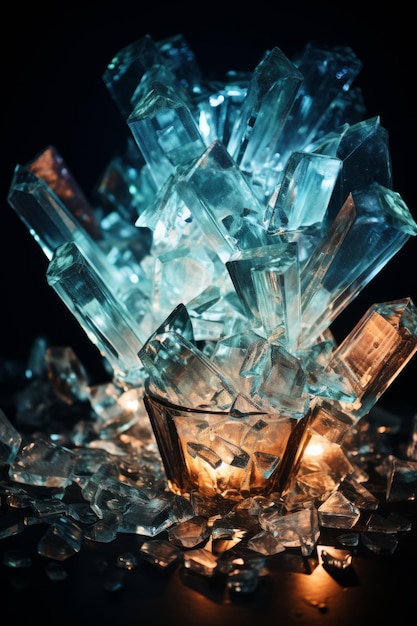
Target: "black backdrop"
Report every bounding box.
[1,5,417,626]
[2,3,416,408]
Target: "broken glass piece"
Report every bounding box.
[182,547,218,577]
[317,491,361,528]
[339,476,379,510]
[360,532,398,555]
[140,329,238,409]
[226,567,260,594]
[140,538,183,569]
[335,532,360,548]
[102,33,166,120]
[259,506,320,556]
[9,438,76,489]
[37,516,83,560]
[0,408,22,465]
[119,497,174,536]
[44,345,90,405]
[320,547,352,569]
[167,515,210,548]
[3,549,32,568]
[385,455,417,503]
[247,530,286,556]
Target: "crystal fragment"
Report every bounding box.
[102,34,165,120]
[226,567,260,594]
[320,547,352,569]
[328,298,417,419]
[176,139,267,263]
[2,549,31,568]
[0,408,22,465]
[227,46,303,182]
[37,516,83,560]
[9,438,76,489]
[183,547,218,577]
[247,530,286,556]
[46,241,146,385]
[27,145,102,240]
[360,532,398,555]
[44,345,90,404]
[139,329,237,409]
[331,116,392,220]
[317,491,361,528]
[386,455,417,502]
[167,515,211,548]
[259,506,320,556]
[275,42,363,165]
[119,497,174,536]
[266,151,342,233]
[226,242,300,347]
[128,81,206,187]
[300,185,417,345]
[140,538,183,569]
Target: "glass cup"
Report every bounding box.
[143,386,309,499]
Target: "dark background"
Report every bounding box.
[1,4,416,404]
[1,4,417,625]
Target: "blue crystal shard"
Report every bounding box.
[327,116,393,222]
[46,241,146,386]
[155,33,204,96]
[300,183,417,346]
[227,46,303,184]
[194,70,251,147]
[275,43,363,167]
[226,242,300,350]
[102,34,165,120]
[176,140,267,262]
[266,151,342,233]
[127,81,206,187]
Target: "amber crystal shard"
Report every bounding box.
[327,297,417,419]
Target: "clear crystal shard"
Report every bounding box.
[46,241,146,386]
[227,46,303,181]
[128,81,206,187]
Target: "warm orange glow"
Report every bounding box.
[305,440,325,457]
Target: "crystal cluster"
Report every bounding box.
[1,33,417,594]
